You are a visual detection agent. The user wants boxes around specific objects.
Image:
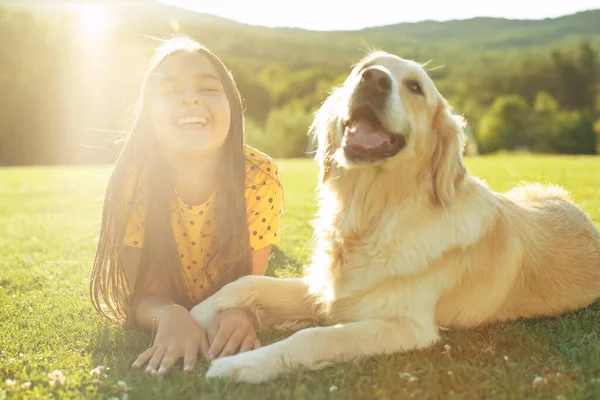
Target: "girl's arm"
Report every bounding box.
[119,246,179,328]
[119,246,209,376]
[251,245,272,276]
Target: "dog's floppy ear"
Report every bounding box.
[309,89,343,185]
[431,98,467,207]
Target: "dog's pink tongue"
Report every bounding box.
[345,120,391,150]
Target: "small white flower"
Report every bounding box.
[5,379,16,388]
[532,376,546,387]
[21,382,31,389]
[442,344,452,355]
[48,370,66,386]
[114,380,129,394]
[329,385,338,392]
[90,366,105,377]
[399,372,419,383]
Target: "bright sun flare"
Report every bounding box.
[78,4,109,37]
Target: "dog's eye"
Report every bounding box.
[406,81,423,96]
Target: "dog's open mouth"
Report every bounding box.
[342,105,406,162]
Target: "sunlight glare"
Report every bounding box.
[170,19,181,33]
[78,4,109,37]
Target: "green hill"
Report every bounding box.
[0,3,598,164]
[108,5,600,69]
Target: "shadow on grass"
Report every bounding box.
[89,320,151,370]
[85,247,600,399]
[425,299,600,399]
[82,299,600,400]
[86,245,305,395]
[517,299,600,399]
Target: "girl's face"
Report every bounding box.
[149,51,231,158]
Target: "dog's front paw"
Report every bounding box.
[205,349,282,384]
[189,299,218,330]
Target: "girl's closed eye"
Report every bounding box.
[196,79,223,93]
[159,81,180,96]
[197,85,219,93]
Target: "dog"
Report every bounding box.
[190,50,600,383]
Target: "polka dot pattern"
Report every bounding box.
[122,146,283,300]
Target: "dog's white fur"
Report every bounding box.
[190,51,600,383]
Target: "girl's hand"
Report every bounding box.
[132,305,209,377]
[207,307,261,359]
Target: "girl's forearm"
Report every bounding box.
[133,294,188,330]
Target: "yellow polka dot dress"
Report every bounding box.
[122,146,282,300]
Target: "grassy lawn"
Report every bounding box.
[1,154,600,399]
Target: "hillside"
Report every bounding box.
[20,3,600,73]
[109,5,600,70]
[0,3,598,165]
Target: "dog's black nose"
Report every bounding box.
[359,66,392,93]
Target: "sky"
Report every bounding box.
[158,0,599,31]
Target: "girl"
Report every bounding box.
[89,35,282,377]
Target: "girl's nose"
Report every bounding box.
[181,88,201,105]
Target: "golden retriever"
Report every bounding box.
[190,51,600,383]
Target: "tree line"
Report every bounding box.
[0,4,598,165]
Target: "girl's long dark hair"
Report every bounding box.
[90,35,252,326]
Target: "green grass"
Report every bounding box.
[1,154,600,399]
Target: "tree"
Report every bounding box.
[229,68,272,123]
[248,104,313,158]
[530,91,560,152]
[552,42,598,111]
[553,110,597,154]
[477,95,531,153]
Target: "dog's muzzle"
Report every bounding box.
[341,66,406,163]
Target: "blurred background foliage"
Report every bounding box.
[0,2,598,165]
